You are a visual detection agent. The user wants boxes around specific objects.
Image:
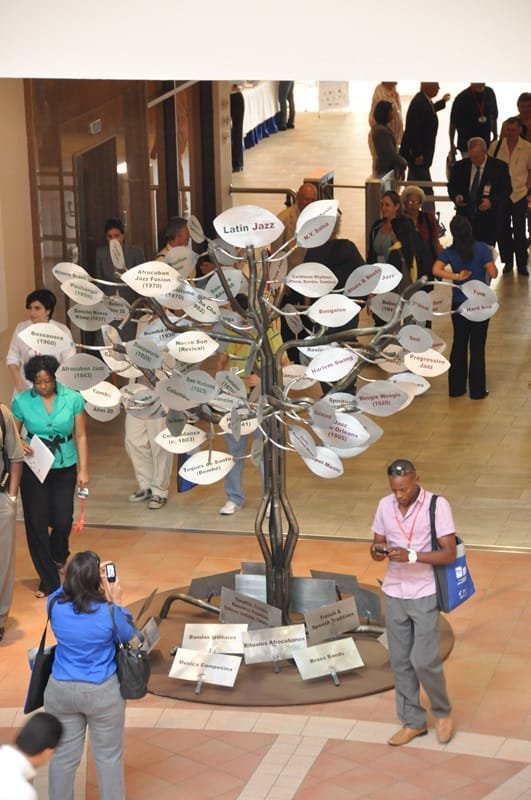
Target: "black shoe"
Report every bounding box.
[470,390,489,399]
[518,268,529,276]
[449,391,466,397]
[278,126,287,131]
[287,123,295,129]
[0,627,4,642]
[503,265,513,274]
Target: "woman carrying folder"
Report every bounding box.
[11,355,88,597]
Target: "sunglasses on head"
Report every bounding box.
[387,461,416,477]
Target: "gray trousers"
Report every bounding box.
[385,593,451,729]
[44,673,126,800]
[0,494,17,628]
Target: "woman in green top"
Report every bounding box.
[11,355,88,597]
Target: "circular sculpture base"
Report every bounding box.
[130,586,455,707]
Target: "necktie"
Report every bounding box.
[469,166,481,215]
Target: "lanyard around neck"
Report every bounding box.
[393,489,426,545]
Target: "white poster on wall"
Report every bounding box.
[318,82,350,111]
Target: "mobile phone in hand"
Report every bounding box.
[105,563,117,583]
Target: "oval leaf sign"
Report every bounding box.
[368,292,400,323]
[306,295,361,328]
[296,198,338,230]
[154,424,207,454]
[302,446,344,479]
[52,261,90,283]
[80,380,122,408]
[178,450,235,485]
[404,348,450,377]
[397,324,433,354]
[213,205,284,248]
[356,381,410,416]
[56,353,110,390]
[389,372,430,396]
[167,330,219,363]
[315,412,371,450]
[344,263,382,297]
[371,263,402,294]
[61,278,104,307]
[404,290,433,323]
[285,263,338,298]
[125,338,163,370]
[163,246,197,279]
[282,364,316,391]
[84,401,121,423]
[17,322,75,356]
[305,347,358,382]
[219,413,259,436]
[205,268,243,302]
[68,301,114,331]
[288,426,317,459]
[120,261,180,297]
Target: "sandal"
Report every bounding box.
[34,590,47,599]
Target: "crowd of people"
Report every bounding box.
[0,81,530,795]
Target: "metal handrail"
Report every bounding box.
[230,185,297,205]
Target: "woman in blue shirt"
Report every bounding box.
[432,215,498,399]
[11,355,88,597]
[44,550,134,800]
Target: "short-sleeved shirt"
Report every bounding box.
[437,241,493,308]
[6,319,76,395]
[11,382,85,469]
[48,590,134,684]
[0,745,36,800]
[372,488,456,599]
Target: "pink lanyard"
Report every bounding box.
[393,490,426,546]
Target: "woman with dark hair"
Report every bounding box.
[11,355,88,597]
[432,216,498,398]
[44,550,134,800]
[370,100,407,178]
[6,289,75,396]
[368,191,418,293]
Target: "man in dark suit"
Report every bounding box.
[94,218,146,340]
[448,137,512,246]
[400,82,450,207]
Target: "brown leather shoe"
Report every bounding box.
[388,726,428,746]
[435,716,454,744]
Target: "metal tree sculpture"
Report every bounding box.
[27,199,498,623]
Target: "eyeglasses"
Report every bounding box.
[387,461,415,477]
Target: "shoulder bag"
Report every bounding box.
[430,495,475,613]
[108,603,150,699]
[24,596,59,714]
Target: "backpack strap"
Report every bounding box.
[429,494,439,550]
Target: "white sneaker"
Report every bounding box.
[219,500,240,515]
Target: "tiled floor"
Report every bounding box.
[3,529,531,799]
[3,99,531,799]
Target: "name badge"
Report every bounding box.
[478,115,487,124]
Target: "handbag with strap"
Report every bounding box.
[429,495,475,613]
[24,596,59,714]
[108,603,150,699]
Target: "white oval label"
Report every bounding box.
[214,205,284,248]
[56,353,110,390]
[178,450,235,485]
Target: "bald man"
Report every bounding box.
[270,182,318,270]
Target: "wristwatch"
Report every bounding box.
[408,549,418,563]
